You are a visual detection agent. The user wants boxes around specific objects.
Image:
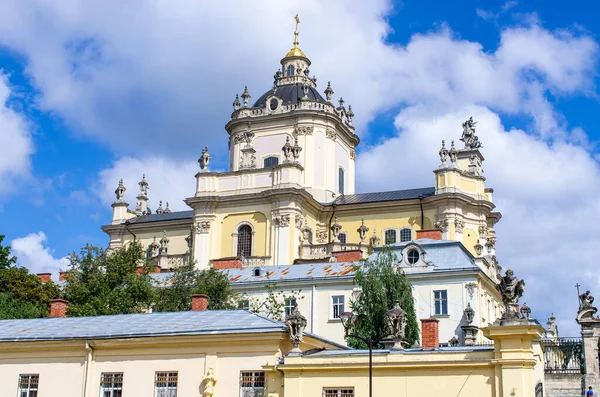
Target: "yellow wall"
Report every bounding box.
[462,228,478,256]
[220,212,269,257]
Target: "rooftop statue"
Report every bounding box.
[577,289,598,321]
[460,117,482,150]
[496,269,527,324]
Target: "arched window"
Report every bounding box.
[264,156,279,168]
[338,233,347,244]
[286,65,295,76]
[385,230,397,245]
[338,167,345,195]
[237,225,253,257]
[400,228,412,242]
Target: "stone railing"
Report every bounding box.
[232,100,337,120]
[156,253,189,269]
[241,256,271,267]
[299,242,368,261]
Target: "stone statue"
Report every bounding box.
[580,290,595,311]
[496,269,526,323]
[198,146,211,171]
[285,303,307,354]
[201,368,216,397]
[460,117,482,149]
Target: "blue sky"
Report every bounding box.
[0,0,599,334]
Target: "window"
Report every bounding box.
[240,371,265,397]
[338,232,347,244]
[338,167,345,195]
[237,299,250,310]
[101,373,123,397]
[284,297,297,317]
[286,64,295,76]
[263,156,279,168]
[323,388,354,397]
[237,225,253,257]
[384,229,397,245]
[407,249,420,264]
[400,228,412,242]
[18,374,39,397]
[154,372,178,397]
[434,290,448,315]
[331,295,345,319]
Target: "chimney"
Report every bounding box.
[37,273,52,283]
[191,294,209,311]
[416,229,443,240]
[50,299,68,318]
[421,318,439,348]
[59,271,70,281]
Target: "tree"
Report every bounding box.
[0,234,17,270]
[347,248,419,349]
[245,281,303,322]
[63,243,156,317]
[154,262,236,312]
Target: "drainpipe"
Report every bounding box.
[124,220,137,243]
[418,195,425,230]
[328,204,337,243]
[82,341,94,397]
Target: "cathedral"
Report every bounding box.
[101,19,504,345]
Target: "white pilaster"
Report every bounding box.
[193,220,212,270]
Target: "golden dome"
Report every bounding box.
[284,14,307,59]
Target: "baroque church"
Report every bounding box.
[101,19,504,345]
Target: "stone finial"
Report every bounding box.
[282,136,293,162]
[338,97,345,110]
[233,94,241,110]
[496,269,527,324]
[291,136,302,162]
[285,303,307,354]
[460,116,482,150]
[114,179,126,202]
[387,302,408,350]
[164,202,171,214]
[241,86,251,107]
[159,231,169,254]
[448,336,459,346]
[156,201,164,214]
[369,228,380,248]
[149,237,160,257]
[439,140,448,167]
[520,302,531,320]
[138,174,149,196]
[198,146,211,171]
[330,216,342,242]
[324,81,334,102]
[346,105,354,126]
[464,303,475,325]
[546,313,558,339]
[357,218,369,243]
[449,140,457,165]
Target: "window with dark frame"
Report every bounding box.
[384,229,397,245]
[434,290,448,315]
[237,299,250,310]
[338,233,347,244]
[284,297,297,317]
[323,388,355,397]
[332,295,345,319]
[400,228,412,242]
[407,249,420,264]
[237,225,253,257]
[18,374,39,397]
[240,371,265,397]
[263,156,279,168]
[286,65,295,76]
[338,168,345,195]
[101,373,123,397]
[154,371,178,397]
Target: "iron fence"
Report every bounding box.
[541,337,584,374]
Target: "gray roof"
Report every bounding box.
[253,83,327,108]
[0,310,286,342]
[303,345,493,357]
[373,239,478,270]
[331,187,435,205]
[124,210,193,225]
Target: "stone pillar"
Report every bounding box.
[273,214,291,266]
[483,322,545,397]
[193,219,212,270]
[578,317,600,393]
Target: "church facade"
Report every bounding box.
[101,21,504,345]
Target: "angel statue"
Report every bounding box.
[460,117,482,149]
[201,368,217,397]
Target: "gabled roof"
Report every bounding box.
[0,310,285,342]
[330,187,435,205]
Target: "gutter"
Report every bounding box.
[82,341,94,397]
[328,204,337,242]
[418,194,425,229]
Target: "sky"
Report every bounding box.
[0,0,599,335]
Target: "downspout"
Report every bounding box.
[82,341,94,397]
[418,195,425,230]
[124,220,137,243]
[328,204,337,242]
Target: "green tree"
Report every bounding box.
[245,281,303,322]
[347,248,419,349]
[154,262,236,312]
[63,243,156,317]
[0,234,17,270]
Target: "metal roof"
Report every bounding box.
[331,187,435,205]
[224,262,360,285]
[0,310,285,342]
[253,83,327,108]
[124,210,193,225]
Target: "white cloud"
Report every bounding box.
[11,232,69,278]
[0,73,34,196]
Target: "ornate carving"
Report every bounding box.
[185,228,193,253]
[387,302,408,350]
[357,219,369,243]
[463,303,475,325]
[350,149,356,160]
[346,105,354,126]
[439,140,448,167]
[114,179,126,202]
[285,303,307,353]
[198,146,211,171]
[474,243,483,256]
[138,174,149,196]
[330,216,342,242]
[454,219,465,233]
[232,94,241,110]
[578,290,597,320]
[241,86,251,107]
[324,81,334,102]
[291,136,302,162]
[465,282,477,300]
[316,229,328,243]
[448,336,459,346]
[201,368,216,397]
[478,225,488,238]
[295,215,303,229]
[295,125,314,135]
[449,141,457,165]
[195,221,211,234]
[369,229,381,248]
[149,237,160,257]
[460,117,482,150]
[434,219,449,233]
[496,269,526,323]
[274,214,291,228]
[326,128,337,140]
[159,231,169,254]
[282,136,293,162]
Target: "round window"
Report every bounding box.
[269,98,279,111]
[407,249,420,264]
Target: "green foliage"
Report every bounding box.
[154,262,236,312]
[0,292,50,319]
[245,281,303,322]
[348,248,419,349]
[0,235,17,270]
[63,243,156,317]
